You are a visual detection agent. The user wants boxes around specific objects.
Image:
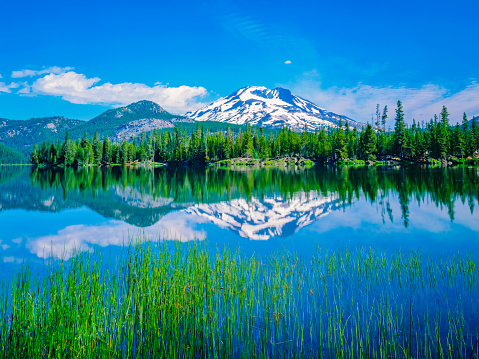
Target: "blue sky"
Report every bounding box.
[0,0,478,124]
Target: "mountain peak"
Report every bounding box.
[124,100,167,114]
[186,86,364,131]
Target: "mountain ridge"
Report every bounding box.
[0,87,366,158]
[186,86,365,131]
[0,101,185,155]
[67,100,183,139]
[0,116,83,155]
[0,142,28,164]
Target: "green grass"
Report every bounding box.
[1,239,479,358]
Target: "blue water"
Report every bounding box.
[1,165,479,356]
[0,165,478,278]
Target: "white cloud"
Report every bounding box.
[283,70,479,125]
[284,60,292,64]
[16,82,32,94]
[0,82,20,93]
[11,66,74,78]
[26,71,207,114]
[0,74,2,78]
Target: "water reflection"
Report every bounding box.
[186,193,342,240]
[30,165,479,223]
[0,165,478,260]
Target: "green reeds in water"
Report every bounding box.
[1,240,479,358]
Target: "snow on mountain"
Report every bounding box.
[185,86,365,131]
[185,191,344,240]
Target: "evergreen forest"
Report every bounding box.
[29,102,479,166]
[0,143,28,164]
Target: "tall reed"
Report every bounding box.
[1,239,478,358]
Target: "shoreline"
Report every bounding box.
[20,155,479,168]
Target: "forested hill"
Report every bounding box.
[66,100,187,139]
[0,100,256,157]
[0,143,28,164]
[0,117,83,155]
[0,101,180,155]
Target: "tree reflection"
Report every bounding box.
[1,165,477,228]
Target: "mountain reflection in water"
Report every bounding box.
[0,165,478,260]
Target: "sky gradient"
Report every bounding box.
[1,0,478,125]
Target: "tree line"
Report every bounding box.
[30,101,479,166]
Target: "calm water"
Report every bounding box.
[1,165,479,356]
[1,165,478,274]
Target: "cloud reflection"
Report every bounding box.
[26,213,207,260]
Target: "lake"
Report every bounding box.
[1,165,478,267]
[1,165,479,357]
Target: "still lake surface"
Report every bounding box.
[2,164,479,357]
[1,164,478,276]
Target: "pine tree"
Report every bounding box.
[393,100,406,158]
[301,124,310,156]
[102,137,112,163]
[334,120,348,160]
[382,105,388,132]
[75,146,84,166]
[350,127,359,159]
[359,124,377,161]
[139,131,148,162]
[129,143,136,162]
[435,115,448,160]
[154,131,162,162]
[462,113,469,132]
[375,104,381,129]
[48,143,57,165]
[453,124,465,158]
[121,141,129,164]
[30,144,39,165]
[92,131,103,164]
[224,135,231,159]
[242,125,254,158]
[377,132,386,157]
[198,129,207,163]
[440,106,453,156]
[440,106,450,127]
[471,116,479,155]
[258,128,270,159]
[317,129,332,159]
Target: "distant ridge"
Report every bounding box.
[186,86,365,131]
[67,100,184,139]
[0,117,83,155]
[0,142,28,164]
[0,101,188,154]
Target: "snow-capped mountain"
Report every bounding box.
[185,192,343,240]
[186,86,365,131]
